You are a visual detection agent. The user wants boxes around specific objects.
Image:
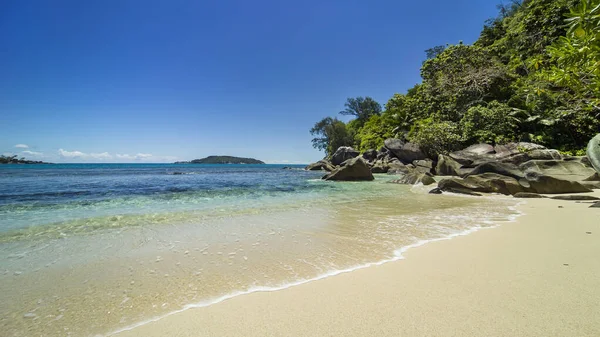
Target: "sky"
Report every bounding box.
[1,0,502,164]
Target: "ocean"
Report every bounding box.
[0,164,519,336]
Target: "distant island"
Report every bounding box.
[0,155,52,164]
[175,156,265,164]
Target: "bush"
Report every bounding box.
[460,101,518,144]
[408,118,463,157]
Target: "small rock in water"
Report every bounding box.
[14,271,22,276]
[23,312,37,319]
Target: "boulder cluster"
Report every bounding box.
[306,137,600,198]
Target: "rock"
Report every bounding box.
[583,172,600,181]
[435,154,463,176]
[413,159,434,174]
[370,161,389,173]
[387,161,410,174]
[323,157,374,181]
[587,134,600,173]
[441,186,483,196]
[494,142,545,159]
[449,144,495,166]
[581,181,600,190]
[525,173,593,194]
[429,188,443,194]
[590,201,600,208]
[466,143,496,155]
[362,149,378,162]
[391,172,436,186]
[413,159,433,169]
[550,195,600,201]
[513,192,547,198]
[439,173,525,196]
[498,153,531,166]
[370,158,409,174]
[384,139,427,164]
[464,162,525,180]
[527,149,563,160]
[464,173,525,195]
[330,147,360,166]
[305,160,335,172]
[519,160,597,182]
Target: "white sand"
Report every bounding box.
[115,194,600,337]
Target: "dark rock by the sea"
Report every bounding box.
[513,192,547,198]
[330,147,360,166]
[391,171,435,186]
[323,157,374,181]
[384,138,427,164]
[305,160,336,172]
[428,187,443,194]
[524,172,592,194]
[549,195,600,201]
[586,134,600,173]
[590,201,600,208]
[362,149,378,162]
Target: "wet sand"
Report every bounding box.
[115,193,600,337]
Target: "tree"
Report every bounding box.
[338,97,382,124]
[310,117,354,157]
[425,45,446,60]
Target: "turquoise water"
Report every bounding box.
[0,164,519,336]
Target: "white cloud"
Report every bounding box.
[56,149,174,162]
[15,144,29,149]
[21,150,43,157]
[90,152,112,160]
[58,149,112,160]
[58,149,86,158]
[116,153,153,160]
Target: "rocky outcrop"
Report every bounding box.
[550,195,600,201]
[323,157,374,181]
[464,162,525,180]
[587,134,600,173]
[590,201,600,208]
[362,149,378,163]
[383,138,427,164]
[524,173,592,194]
[305,160,336,172]
[519,160,596,182]
[449,143,495,166]
[513,192,547,198]
[330,147,360,166]
[435,154,464,176]
[438,173,525,196]
[391,172,435,186]
[413,159,434,174]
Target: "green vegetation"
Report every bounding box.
[176,156,265,164]
[0,155,50,164]
[311,0,600,158]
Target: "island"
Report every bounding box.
[0,155,52,164]
[175,155,265,164]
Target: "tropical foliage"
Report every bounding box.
[310,0,600,158]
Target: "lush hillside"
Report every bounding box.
[176,156,265,164]
[310,0,600,158]
[0,155,51,164]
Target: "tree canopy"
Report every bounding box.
[310,0,600,158]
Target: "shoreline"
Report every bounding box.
[112,193,600,337]
[109,195,521,336]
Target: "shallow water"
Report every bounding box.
[0,164,519,336]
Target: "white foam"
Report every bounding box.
[106,199,526,337]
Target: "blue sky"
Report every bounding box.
[1,0,501,163]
